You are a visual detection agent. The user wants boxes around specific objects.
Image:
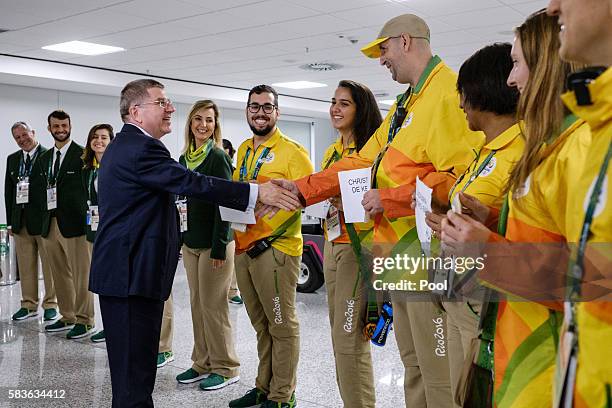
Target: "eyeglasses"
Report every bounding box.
[136,99,174,109]
[247,103,277,114]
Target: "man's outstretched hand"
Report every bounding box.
[257,181,301,211]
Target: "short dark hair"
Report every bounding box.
[247,84,278,107]
[337,80,383,152]
[457,43,518,115]
[222,138,235,158]
[120,79,164,120]
[47,110,71,126]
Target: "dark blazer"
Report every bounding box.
[89,124,250,301]
[4,145,48,235]
[38,141,88,238]
[81,167,98,243]
[179,147,232,260]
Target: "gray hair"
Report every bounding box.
[11,121,32,133]
[119,78,164,121]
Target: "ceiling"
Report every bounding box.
[0,0,548,111]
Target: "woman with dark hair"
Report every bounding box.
[174,100,240,391]
[423,42,523,404]
[322,79,382,408]
[440,10,591,406]
[80,123,114,343]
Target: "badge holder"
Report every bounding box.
[16,177,30,204]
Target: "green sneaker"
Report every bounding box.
[91,330,106,343]
[157,351,174,368]
[12,307,38,321]
[229,295,244,305]
[260,393,296,408]
[67,323,95,339]
[43,308,58,321]
[199,373,239,391]
[176,368,209,384]
[45,320,74,332]
[229,388,268,408]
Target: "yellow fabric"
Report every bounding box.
[320,137,372,243]
[490,118,591,408]
[296,57,483,254]
[449,122,524,209]
[561,67,612,408]
[233,128,313,256]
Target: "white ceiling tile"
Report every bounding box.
[405,0,504,17]
[332,2,418,27]
[437,6,525,30]
[285,0,388,13]
[431,30,481,48]
[87,22,196,49]
[8,0,130,21]
[0,10,49,30]
[179,0,269,11]
[504,0,549,16]
[178,10,263,33]
[225,0,321,25]
[269,15,359,38]
[57,9,156,36]
[105,0,210,23]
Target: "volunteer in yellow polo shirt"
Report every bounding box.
[276,15,484,408]
[546,1,612,406]
[228,85,313,408]
[424,43,523,404]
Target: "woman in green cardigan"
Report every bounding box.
[80,123,114,343]
[175,100,241,390]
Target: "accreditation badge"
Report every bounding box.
[46,186,57,210]
[325,205,341,242]
[16,177,30,204]
[175,199,188,232]
[87,205,99,231]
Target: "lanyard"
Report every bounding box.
[569,139,612,300]
[47,154,55,186]
[371,89,412,188]
[448,149,497,200]
[323,146,354,170]
[18,148,38,178]
[239,146,270,181]
[87,168,98,204]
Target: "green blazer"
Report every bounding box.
[37,141,88,238]
[82,167,98,243]
[179,147,232,260]
[4,145,48,235]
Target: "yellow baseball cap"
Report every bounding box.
[360,14,430,59]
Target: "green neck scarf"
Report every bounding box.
[185,139,213,170]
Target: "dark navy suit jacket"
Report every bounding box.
[89,124,249,300]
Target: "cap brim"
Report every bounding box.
[360,37,388,59]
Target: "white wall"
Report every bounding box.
[0,83,335,224]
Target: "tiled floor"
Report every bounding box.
[0,265,405,407]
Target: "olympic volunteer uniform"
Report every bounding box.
[482,115,591,408]
[560,67,612,408]
[445,122,524,402]
[295,56,484,407]
[233,128,313,403]
[320,137,375,407]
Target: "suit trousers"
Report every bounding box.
[13,229,56,310]
[100,295,164,408]
[158,295,173,353]
[391,292,453,407]
[235,248,300,403]
[228,268,240,298]
[182,242,240,377]
[42,218,93,325]
[323,242,375,408]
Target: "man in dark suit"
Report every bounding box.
[89,78,299,408]
[38,110,95,339]
[4,121,57,322]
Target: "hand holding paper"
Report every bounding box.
[361,189,384,217]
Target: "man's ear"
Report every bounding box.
[400,33,412,52]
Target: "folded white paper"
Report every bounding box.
[338,167,371,223]
[219,206,256,224]
[415,177,433,253]
[304,200,331,219]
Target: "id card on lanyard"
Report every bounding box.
[16,178,30,204]
[325,205,341,242]
[175,199,188,232]
[87,205,99,231]
[46,154,58,210]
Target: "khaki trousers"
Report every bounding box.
[391,293,453,407]
[159,295,173,353]
[443,299,482,406]
[235,248,300,403]
[42,218,92,325]
[182,242,240,377]
[13,229,57,310]
[228,268,240,298]
[323,242,375,408]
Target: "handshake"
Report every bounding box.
[256,179,303,217]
